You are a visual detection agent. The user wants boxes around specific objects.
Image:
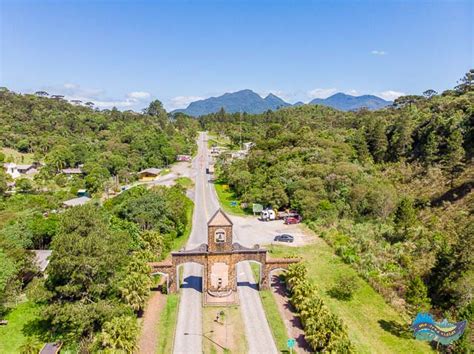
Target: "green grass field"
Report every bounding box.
[259,290,289,352]
[0,301,43,353]
[214,181,248,216]
[175,177,194,189]
[1,147,36,164]
[268,242,433,354]
[207,134,232,149]
[156,294,180,354]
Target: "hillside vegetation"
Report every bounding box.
[201,71,473,351]
[0,91,199,352]
[0,90,198,192]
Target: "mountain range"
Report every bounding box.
[172,89,392,116]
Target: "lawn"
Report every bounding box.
[156,294,180,354]
[207,134,232,149]
[267,241,433,354]
[1,147,36,164]
[214,181,248,216]
[203,306,247,354]
[0,301,43,353]
[259,290,289,352]
[175,177,194,189]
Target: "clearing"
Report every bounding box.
[268,242,433,353]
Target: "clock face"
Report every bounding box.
[215,229,226,243]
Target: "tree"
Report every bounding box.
[455,69,474,93]
[118,257,152,313]
[329,275,359,300]
[367,120,388,163]
[443,128,465,187]
[15,178,33,193]
[352,128,371,163]
[95,315,139,352]
[45,145,74,172]
[422,89,437,98]
[423,131,439,166]
[144,99,167,118]
[394,197,417,239]
[0,170,8,195]
[406,277,431,312]
[389,108,415,160]
[16,139,30,153]
[46,205,128,301]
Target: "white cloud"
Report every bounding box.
[371,50,387,56]
[307,88,338,99]
[127,91,151,100]
[378,90,405,101]
[41,83,153,110]
[166,95,204,110]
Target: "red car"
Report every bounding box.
[284,215,302,224]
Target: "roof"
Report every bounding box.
[139,168,162,175]
[207,209,233,226]
[33,250,52,272]
[40,342,62,354]
[61,168,83,174]
[62,196,91,207]
[16,164,34,170]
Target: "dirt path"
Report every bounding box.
[270,275,312,353]
[137,289,166,354]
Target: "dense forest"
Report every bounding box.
[0,90,197,352]
[201,71,473,351]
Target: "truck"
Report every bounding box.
[259,208,302,224]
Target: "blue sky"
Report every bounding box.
[1,0,472,111]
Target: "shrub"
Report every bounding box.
[285,263,354,352]
[329,274,359,300]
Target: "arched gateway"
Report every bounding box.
[149,209,299,304]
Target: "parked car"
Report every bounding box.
[284,215,302,224]
[274,234,294,243]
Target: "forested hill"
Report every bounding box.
[172,89,291,116]
[0,89,199,177]
[310,92,391,111]
[201,71,473,351]
[172,89,392,116]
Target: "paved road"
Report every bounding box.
[236,262,279,354]
[173,132,217,354]
[173,132,277,353]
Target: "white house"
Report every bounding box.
[3,162,39,179]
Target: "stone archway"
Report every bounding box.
[149,209,300,304]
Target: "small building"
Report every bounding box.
[176,154,192,162]
[40,342,62,354]
[77,189,89,197]
[231,150,248,160]
[3,162,38,179]
[62,196,91,208]
[33,250,53,273]
[61,167,84,176]
[138,168,161,182]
